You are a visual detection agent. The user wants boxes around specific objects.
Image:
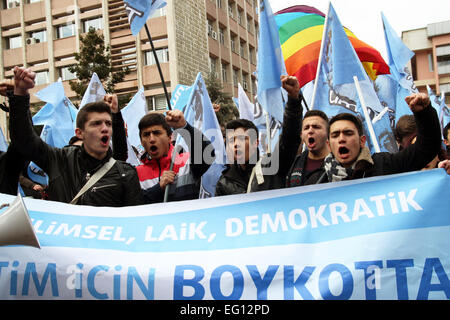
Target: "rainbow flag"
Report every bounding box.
[275,5,390,88]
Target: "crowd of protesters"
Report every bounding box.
[0,67,449,207]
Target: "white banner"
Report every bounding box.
[0,169,449,300]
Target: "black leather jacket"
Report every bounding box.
[215,163,255,196]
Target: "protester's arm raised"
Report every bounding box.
[386,93,442,173]
[167,109,215,178]
[277,75,303,177]
[404,93,430,113]
[8,66,57,173]
[104,94,128,161]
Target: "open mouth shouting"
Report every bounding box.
[338,146,350,160]
[149,145,159,156]
[307,137,316,149]
[100,135,110,147]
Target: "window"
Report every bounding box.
[59,66,76,81]
[56,23,75,39]
[145,48,169,65]
[249,47,255,64]
[207,20,214,35]
[436,45,450,75]
[240,42,246,58]
[237,9,243,26]
[29,30,46,43]
[221,64,228,82]
[247,17,252,32]
[228,5,234,19]
[428,53,434,72]
[149,7,166,18]
[120,48,136,65]
[208,20,217,40]
[230,36,236,53]
[216,0,222,9]
[147,95,167,111]
[7,36,22,49]
[6,0,20,8]
[35,70,49,85]
[83,17,102,33]
[210,57,217,73]
[219,27,225,45]
[233,69,238,86]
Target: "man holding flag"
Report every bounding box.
[137,110,214,203]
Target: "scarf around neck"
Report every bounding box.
[323,147,373,182]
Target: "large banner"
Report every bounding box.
[0,169,449,300]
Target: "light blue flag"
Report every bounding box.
[256,0,288,124]
[79,72,106,109]
[427,86,450,142]
[312,3,398,154]
[0,126,7,152]
[440,92,450,131]
[120,88,147,166]
[376,12,417,124]
[427,85,441,116]
[121,87,147,150]
[124,0,167,36]
[27,161,48,187]
[232,97,239,110]
[177,73,227,198]
[33,80,78,148]
[253,98,281,156]
[427,85,445,131]
[171,84,193,111]
[374,74,398,128]
[31,80,77,186]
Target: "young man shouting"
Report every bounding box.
[137,111,214,203]
[8,66,142,206]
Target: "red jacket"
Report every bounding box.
[136,123,214,203]
[137,144,190,191]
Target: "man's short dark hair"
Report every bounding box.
[226,118,259,139]
[304,110,328,123]
[76,101,112,130]
[443,122,450,140]
[138,112,172,137]
[395,115,417,143]
[329,113,364,136]
[304,110,329,134]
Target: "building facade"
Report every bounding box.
[0,0,259,136]
[402,20,450,103]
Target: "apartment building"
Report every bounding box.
[0,0,259,136]
[402,20,450,104]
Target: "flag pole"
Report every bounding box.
[144,23,172,110]
[353,76,381,153]
[310,1,330,110]
[265,112,271,154]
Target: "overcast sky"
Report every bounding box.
[268,0,450,60]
